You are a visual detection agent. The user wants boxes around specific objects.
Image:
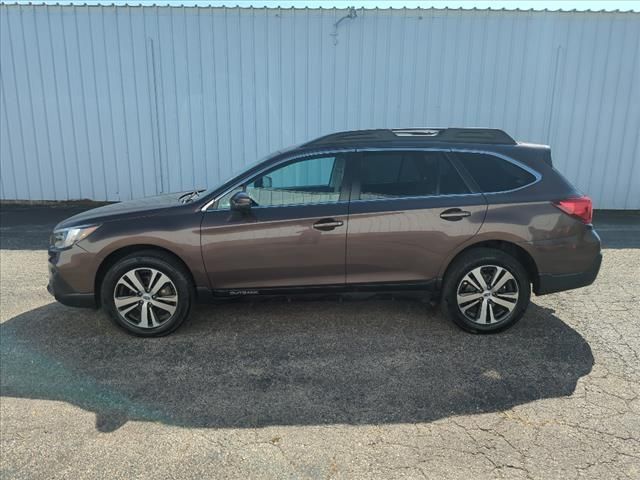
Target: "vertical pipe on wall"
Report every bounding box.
[146,37,164,195]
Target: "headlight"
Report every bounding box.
[51,225,100,250]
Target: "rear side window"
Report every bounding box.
[455,152,536,192]
[358,151,469,200]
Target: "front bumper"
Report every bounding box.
[536,252,602,295]
[48,248,97,308]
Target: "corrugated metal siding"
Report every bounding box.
[1,5,639,208]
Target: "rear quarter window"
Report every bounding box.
[455,152,537,192]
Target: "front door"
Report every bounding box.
[346,150,487,285]
[200,153,351,291]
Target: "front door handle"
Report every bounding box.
[440,208,471,221]
[313,219,344,231]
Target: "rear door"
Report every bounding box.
[346,149,487,285]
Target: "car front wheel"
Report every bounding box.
[101,251,193,336]
[442,248,531,333]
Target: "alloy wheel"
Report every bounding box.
[456,265,519,325]
[113,267,178,329]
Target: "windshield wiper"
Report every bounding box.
[180,190,203,204]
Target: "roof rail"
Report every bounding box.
[304,128,517,147]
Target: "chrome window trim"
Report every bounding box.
[354,147,542,198]
[200,146,542,211]
[248,200,350,210]
[349,192,485,205]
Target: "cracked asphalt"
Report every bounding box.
[1,205,639,479]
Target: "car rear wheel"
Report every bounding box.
[101,251,193,336]
[442,248,530,333]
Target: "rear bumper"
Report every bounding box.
[536,252,602,295]
[48,248,97,308]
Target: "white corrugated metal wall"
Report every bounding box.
[1,5,639,208]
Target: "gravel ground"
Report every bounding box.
[1,207,639,479]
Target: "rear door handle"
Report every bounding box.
[440,208,471,221]
[313,218,344,231]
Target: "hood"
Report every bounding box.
[55,192,195,229]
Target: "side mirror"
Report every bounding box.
[230,191,253,212]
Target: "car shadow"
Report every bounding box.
[0,299,593,432]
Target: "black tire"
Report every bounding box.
[101,250,193,337]
[441,247,531,334]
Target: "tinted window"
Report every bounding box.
[455,153,536,192]
[359,151,469,200]
[228,155,346,207]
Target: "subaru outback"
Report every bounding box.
[48,128,602,336]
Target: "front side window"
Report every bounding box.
[217,155,345,208]
[454,152,537,192]
[358,151,469,200]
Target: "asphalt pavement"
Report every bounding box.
[1,204,639,479]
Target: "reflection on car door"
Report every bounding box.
[200,153,352,291]
[346,150,487,285]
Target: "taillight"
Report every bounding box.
[554,196,593,224]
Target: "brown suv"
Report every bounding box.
[48,128,602,336]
